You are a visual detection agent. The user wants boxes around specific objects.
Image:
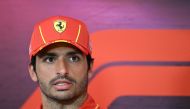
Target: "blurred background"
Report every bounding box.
[0,0,190,109]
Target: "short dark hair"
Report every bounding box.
[30,54,94,72]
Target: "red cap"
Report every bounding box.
[29,16,91,59]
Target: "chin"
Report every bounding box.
[50,91,77,101]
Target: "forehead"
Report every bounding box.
[36,42,83,57]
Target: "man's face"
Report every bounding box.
[29,43,91,101]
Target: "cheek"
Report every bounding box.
[36,64,55,81]
[69,63,88,81]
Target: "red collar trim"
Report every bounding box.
[80,95,99,109]
[37,95,99,109]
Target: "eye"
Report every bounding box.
[68,55,80,62]
[43,56,56,63]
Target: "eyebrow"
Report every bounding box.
[66,51,83,56]
[38,50,83,58]
[38,53,57,58]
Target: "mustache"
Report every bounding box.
[49,74,76,85]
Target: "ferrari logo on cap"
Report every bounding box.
[54,20,66,33]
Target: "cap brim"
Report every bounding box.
[30,40,89,59]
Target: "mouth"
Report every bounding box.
[52,79,73,91]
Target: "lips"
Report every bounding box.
[52,79,73,91]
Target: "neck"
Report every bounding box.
[41,93,88,109]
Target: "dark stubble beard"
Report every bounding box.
[37,73,88,104]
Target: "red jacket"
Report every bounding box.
[36,95,100,109]
[80,95,100,109]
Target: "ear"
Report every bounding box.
[28,64,38,82]
[88,61,94,80]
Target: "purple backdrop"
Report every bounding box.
[0,0,190,108]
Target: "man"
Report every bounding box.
[28,16,100,109]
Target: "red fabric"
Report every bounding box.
[29,16,91,59]
[36,95,100,109]
[80,95,100,109]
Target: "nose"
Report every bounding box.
[56,59,68,75]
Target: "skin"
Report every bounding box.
[29,43,93,109]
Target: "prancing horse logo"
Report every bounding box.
[54,20,66,33]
